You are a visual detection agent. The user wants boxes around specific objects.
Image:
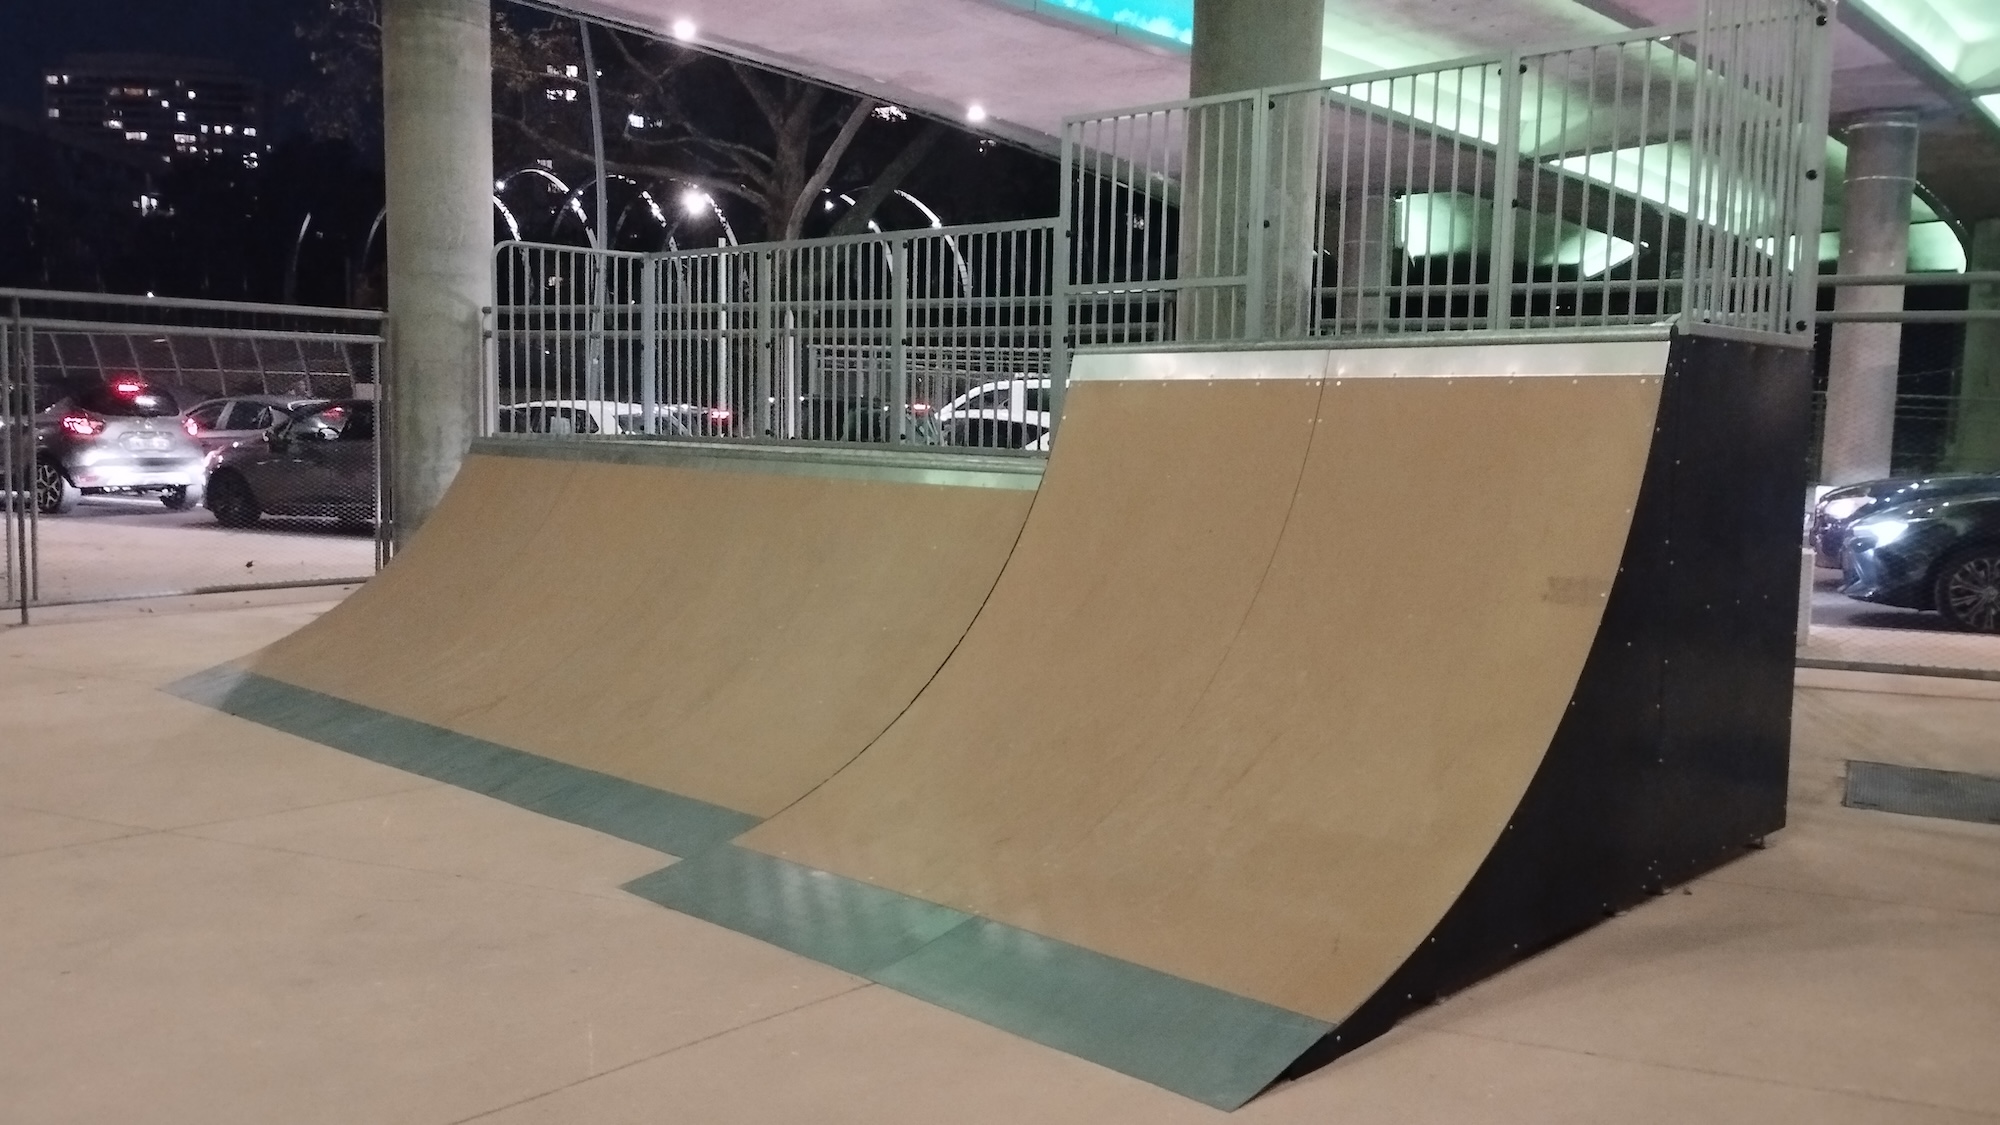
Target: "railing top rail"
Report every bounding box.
[1063,20,1713,131]
[494,219,1062,270]
[493,239,649,261]
[1820,272,2000,287]
[16,318,385,345]
[0,287,383,322]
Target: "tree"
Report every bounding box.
[299,0,950,245]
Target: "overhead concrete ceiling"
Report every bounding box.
[549,0,2000,224]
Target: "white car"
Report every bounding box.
[935,377,1053,451]
[494,399,700,437]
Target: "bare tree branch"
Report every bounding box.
[785,97,875,240]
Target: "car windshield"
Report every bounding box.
[72,381,180,417]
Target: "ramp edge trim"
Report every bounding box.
[165,667,758,857]
[626,844,1332,1111]
[470,437,1044,490]
[1072,338,1672,382]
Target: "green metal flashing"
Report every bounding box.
[167,666,757,856]
[625,845,971,976]
[470,436,1045,491]
[877,917,1333,1110]
[626,844,1332,1109]
[172,667,1337,1107]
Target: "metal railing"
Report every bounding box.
[1061,0,1832,349]
[4,289,387,621]
[488,218,1061,452]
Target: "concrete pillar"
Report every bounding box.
[1947,218,2000,472]
[1179,0,1324,341]
[1820,111,1918,485]
[382,0,492,541]
[1332,191,1393,331]
[1189,0,1322,99]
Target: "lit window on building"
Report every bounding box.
[125,131,147,141]
[104,119,121,129]
[628,113,646,128]
[242,127,255,137]
[44,74,58,85]
[176,111,186,122]
[47,108,58,118]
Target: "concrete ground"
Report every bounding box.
[11,494,374,607]
[2,593,1997,1124]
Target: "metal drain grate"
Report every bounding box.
[1845,761,2000,827]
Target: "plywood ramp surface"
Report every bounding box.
[742,371,1662,1021]
[243,451,1035,818]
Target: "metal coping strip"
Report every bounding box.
[1796,657,2000,685]
[470,436,1045,490]
[1072,336,1674,382]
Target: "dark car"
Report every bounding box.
[788,395,939,445]
[26,377,208,514]
[1809,473,2000,568]
[183,394,330,456]
[1840,491,2000,632]
[204,399,376,527]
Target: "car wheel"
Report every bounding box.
[1932,546,2000,633]
[160,484,200,511]
[34,460,80,515]
[207,473,261,528]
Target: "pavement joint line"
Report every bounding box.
[0,827,161,864]
[157,826,665,905]
[153,778,445,835]
[1694,870,2000,920]
[443,981,877,1125]
[1418,1025,2000,1121]
[0,798,157,833]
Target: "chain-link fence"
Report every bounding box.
[3,289,386,620]
[1802,271,2000,676]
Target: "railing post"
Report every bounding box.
[892,237,910,443]
[754,249,774,438]
[1244,89,1273,342]
[640,255,660,434]
[1049,222,1068,441]
[1487,54,1523,332]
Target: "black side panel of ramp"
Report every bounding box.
[1285,332,1812,1076]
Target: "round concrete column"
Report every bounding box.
[1190,0,1322,98]
[382,0,493,541]
[1181,0,1326,341]
[1821,111,1919,485]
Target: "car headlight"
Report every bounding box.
[1853,517,1909,548]
[1819,496,1869,522]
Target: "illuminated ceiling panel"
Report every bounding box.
[1848,0,2000,126]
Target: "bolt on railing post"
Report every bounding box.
[640,256,660,434]
[892,237,910,443]
[1487,55,1524,332]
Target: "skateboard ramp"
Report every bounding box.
[179,440,1039,850]
[634,335,1808,1106]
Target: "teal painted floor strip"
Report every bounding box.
[875,917,1332,1110]
[169,666,758,857]
[624,845,971,976]
[173,666,1334,1106]
[626,844,1331,1109]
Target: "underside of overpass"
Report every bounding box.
[548,0,2000,232]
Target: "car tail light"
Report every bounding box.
[60,411,105,437]
[707,408,732,423]
[909,403,931,416]
[182,416,200,437]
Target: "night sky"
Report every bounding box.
[3,0,316,132]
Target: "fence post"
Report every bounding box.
[1244,89,1273,342]
[755,250,774,438]
[640,256,660,434]
[1487,55,1523,332]
[892,238,910,443]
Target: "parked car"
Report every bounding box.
[1839,490,2000,632]
[936,376,1053,451]
[204,399,376,527]
[1810,472,2000,567]
[182,394,330,456]
[495,399,699,437]
[788,395,940,445]
[28,377,208,514]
